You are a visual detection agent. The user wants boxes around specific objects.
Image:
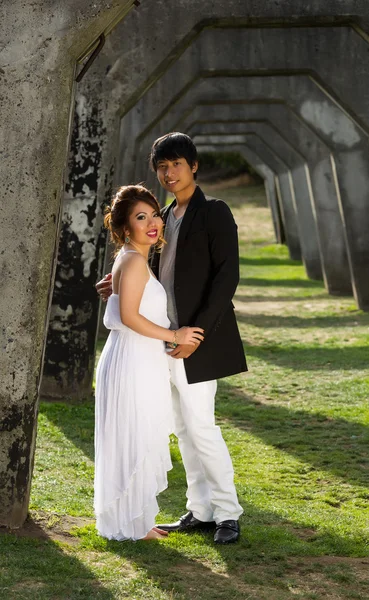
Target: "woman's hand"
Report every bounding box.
[175,327,204,346]
[96,273,113,302]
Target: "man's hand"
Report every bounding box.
[96,273,113,302]
[168,342,200,359]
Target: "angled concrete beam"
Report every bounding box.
[101,4,369,122]
[121,25,369,155]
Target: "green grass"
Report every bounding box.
[2,183,369,599]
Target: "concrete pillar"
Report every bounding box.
[157,185,168,208]
[251,162,285,245]
[41,77,119,400]
[0,0,135,527]
[41,1,145,400]
[193,126,323,280]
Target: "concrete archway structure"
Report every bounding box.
[193,125,323,281]
[131,73,367,307]
[3,0,369,531]
[194,142,287,244]
[185,102,340,277]
[40,6,369,409]
[197,144,285,246]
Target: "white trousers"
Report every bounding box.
[167,356,243,524]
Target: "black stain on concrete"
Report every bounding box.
[0,400,36,514]
[66,101,106,197]
[42,101,113,398]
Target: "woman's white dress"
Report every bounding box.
[94,251,173,540]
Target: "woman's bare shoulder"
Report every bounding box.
[118,252,148,278]
[112,251,148,293]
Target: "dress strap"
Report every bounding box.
[121,248,153,277]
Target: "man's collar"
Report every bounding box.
[161,185,206,220]
[186,185,206,212]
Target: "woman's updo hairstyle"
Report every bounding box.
[104,184,164,254]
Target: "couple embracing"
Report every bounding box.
[95,132,247,544]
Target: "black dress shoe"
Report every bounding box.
[156,511,216,533]
[214,520,240,544]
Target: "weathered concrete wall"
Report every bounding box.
[0,0,135,527]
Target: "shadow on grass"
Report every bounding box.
[234,293,330,303]
[239,256,300,267]
[239,277,324,288]
[237,313,369,329]
[103,523,305,600]
[101,481,369,600]
[0,520,113,599]
[216,381,369,491]
[40,402,95,462]
[244,341,368,371]
[37,397,369,598]
[40,365,369,495]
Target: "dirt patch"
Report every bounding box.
[0,511,94,546]
[289,556,369,567]
[233,298,351,316]
[286,526,318,541]
[11,580,47,592]
[169,556,369,600]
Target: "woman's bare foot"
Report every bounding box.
[142,527,168,540]
[153,527,168,536]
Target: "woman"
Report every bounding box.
[94,185,204,541]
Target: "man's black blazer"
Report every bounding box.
[151,185,247,384]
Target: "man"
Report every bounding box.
[97,132,247,544]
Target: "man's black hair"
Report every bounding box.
[150,132,198,180]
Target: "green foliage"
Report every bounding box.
[198,151,260,179]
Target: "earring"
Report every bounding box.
[125,235,130,243]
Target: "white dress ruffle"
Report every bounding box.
[94,257,173,540]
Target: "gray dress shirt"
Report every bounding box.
[159,207,183,329]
